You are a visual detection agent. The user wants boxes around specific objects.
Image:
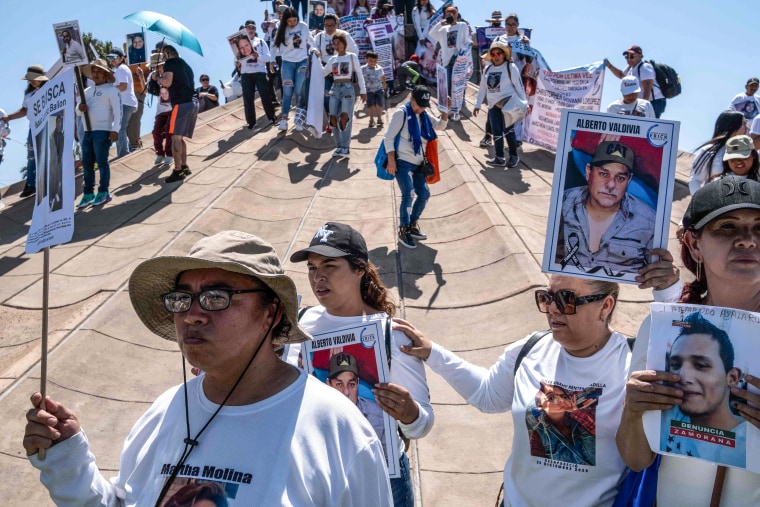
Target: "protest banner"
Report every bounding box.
[339,14,371,63]
[302,320,400,478]
[475,26,506,55]
[365,17,396,84]
[542,109,679,283]
[436,63,448,113]
[449,49,472,115]
[523,61,605,152]
[644,303,760,472]
[53,21,88,67]
[417,0,451,83]
[126,31,147,65]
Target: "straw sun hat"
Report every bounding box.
[128,231,312,345]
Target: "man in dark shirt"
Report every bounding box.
[153,45,198,183]
[195,74,219,113]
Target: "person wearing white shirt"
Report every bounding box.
[607,76,655,118]
[237,21,278,129]
[605,45,666,118]
[108,48,139,158]
[427,4,470,120]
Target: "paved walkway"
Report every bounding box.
[0,85,694,505]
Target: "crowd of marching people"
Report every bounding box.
[7,3,760,506]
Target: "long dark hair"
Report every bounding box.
[415,0,434,15]
[274,7,298,48]
[692,111,745,185]
[346,257,396,317]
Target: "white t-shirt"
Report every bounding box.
[606,98,655,118]
[689,144,726,194]
[625,61,663,101]
[76,83,123,132]
[322,53,366,94]
[632,317,760,507]
[239,37,271,74]
[30,371,392,506]
[292,308,435,447]
[729,93,760,121]
[426,331,632,507]
[271,21,315,62]
[474,61,526,110]
[315,29,359,64]
[428,21,470,66]
[113,63,138,108]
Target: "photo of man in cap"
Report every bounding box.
[23,230,392,506]
[556,139,656,274]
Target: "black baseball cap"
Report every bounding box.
[290,222,369,263]
[412,85,431,107]
[245,19,256,27]
[591,141,635,174]
[683,176,760,230]
[328,352,359,379]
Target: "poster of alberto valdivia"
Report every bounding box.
[542,109,679,284]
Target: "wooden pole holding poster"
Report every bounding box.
[38,246,50,460]
[74,66,91,132]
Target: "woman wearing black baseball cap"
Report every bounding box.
[619,176,760,505]
[290,221,434,506]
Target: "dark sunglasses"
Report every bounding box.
[200,78,209,81]
[534,289,608,315]
[162,288,268,313]
[624,54,637,59]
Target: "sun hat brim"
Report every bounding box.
[129,256,311,345]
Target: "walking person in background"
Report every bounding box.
[0,64,48,198]
[271,7,315,132]
[237,21,278,129]
[128,60,151,152]
[427,4,469,121]
[108,49,138,158]
[383,86,448,249]
[362,50,387,129]
[606,76,655,118]
[76,60,121,209]
[412,0,435,56]
[152,86,173,167]
[605,45,666,118]
[689,110,746,194]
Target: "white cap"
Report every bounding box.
[620,75,641,96]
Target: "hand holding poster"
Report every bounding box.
[53,21,87,67]
[644,303,760,472]
[541,109,679,283]
[26,68,76,254]
[302,320,401,478]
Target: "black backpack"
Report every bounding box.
[638,60,681,99]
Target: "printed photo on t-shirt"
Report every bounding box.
[525,382,601,466]
[487,71,502,93]
[446,29,457,48]
[160,477,240,505]
[339,61,350,76]
[292,32,303,49]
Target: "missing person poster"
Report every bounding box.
[644,303,760,471]
[127,31,147,65]
[436,63,448,113]
[228,30,254,62]
[26,68,76,254]
[302,319,400,478]
[541,109,679,283]
[53,20,87,67]
[365,17,401,85]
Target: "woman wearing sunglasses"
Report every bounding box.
[399,274,631,506]
[617,176,760,506]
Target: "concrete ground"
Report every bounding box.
[0,84,694,505]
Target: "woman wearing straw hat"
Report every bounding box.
[0,65,49,198]
[290,221,434,506]
[76,59,122,208]
[24,230,392,506]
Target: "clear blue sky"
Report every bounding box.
[1,1,758,187]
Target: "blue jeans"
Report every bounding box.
[280,58,308,117]
[391,452,414,506]
[323,74,334,114]
[290,0,307,18]
[117,104,136,157]
[82,131,112,194]
[651,98,666,118]
[26,129,36,186]
[487,107,517,158]
[329,82,355,150]
[395,159,430,227]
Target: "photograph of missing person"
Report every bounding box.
[309,0,326,30]
[34,121,49,207]
[542,110,678,284]
[302,320,400,477]
[161,478,230,507]
[647,303,760,471]
[526,382,601,465]
[127,32,147,65]
[53,21,87,66]
[227,31,254,62]
[48,113,65,212]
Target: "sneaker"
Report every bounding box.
[507,155,520,168]
[486,156,507,167]
[295,124,304,132]
[368,119,375,128]
[92,191,112,206]
[77,193,96,209]
[408,221,427,240]
[324,125,332,134]
[164,156,174,166]
[332,148,343,158]
[180,165,192,176]
[479,135,493,147]
[342,148,350,158]
[165,170,186,183]
[451,112,461,121]
[376,119,384,128]
[19,185,36,198]
[278,119,288,131]
[154,155,165,165]
[398,226,417,249]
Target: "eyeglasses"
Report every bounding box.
[534,289,608,315]
[624,54,637,59]
[162,289,269,313]
[200,78,209,82]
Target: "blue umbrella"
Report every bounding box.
[124,11,203,56]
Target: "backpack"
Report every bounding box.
[638,60,681,99]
